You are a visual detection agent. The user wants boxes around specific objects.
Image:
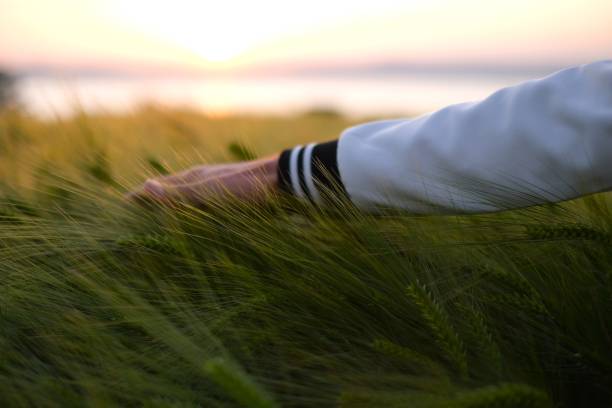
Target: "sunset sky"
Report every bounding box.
[1,0,610,75]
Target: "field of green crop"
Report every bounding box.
[1,106,611,407]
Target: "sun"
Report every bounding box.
[179,37,249,64]
[108,1,258,65]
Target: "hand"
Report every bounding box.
[127,155,280,207]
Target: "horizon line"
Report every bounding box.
[5,59,580,80]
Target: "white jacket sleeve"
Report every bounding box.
[277,61,612,213]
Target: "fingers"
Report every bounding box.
[125,179,174,207]
[143,179,166,199]
[126,157,277,207]
[126,165,234,206]
[154,164,236,185]
[127,177,223,207]
[153,167,204,185]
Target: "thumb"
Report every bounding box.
[143,179,200,205]
[143,179,166,200]
[125,179,171,206]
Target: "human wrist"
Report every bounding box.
[257,154,279,190]
[276,141,345,204]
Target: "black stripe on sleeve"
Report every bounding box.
[310,140,347,197]
[296,147,313,203]
[277,148,293,194]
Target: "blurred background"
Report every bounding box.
[1,0,610,118]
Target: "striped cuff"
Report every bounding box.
[277,140,346,204]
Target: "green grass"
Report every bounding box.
[1,107,611,407]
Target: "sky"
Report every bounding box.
[1,0,611,75]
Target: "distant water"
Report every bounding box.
[16,72,544,118]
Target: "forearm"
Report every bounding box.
[276,141,345,204]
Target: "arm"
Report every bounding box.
[132,61,612,213]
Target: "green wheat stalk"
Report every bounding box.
[407,281,468,378]
[115,233,182,255]
[439,383,552,408]
[479,268,549,316]
[457,303,503,377]
[525,224,610,244]
[372,338,448,376]
[203,357,278,408]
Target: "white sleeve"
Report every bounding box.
[336,60,612,213]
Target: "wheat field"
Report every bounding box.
[1,106,611,407]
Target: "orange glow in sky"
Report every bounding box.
[0,0,610,73]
